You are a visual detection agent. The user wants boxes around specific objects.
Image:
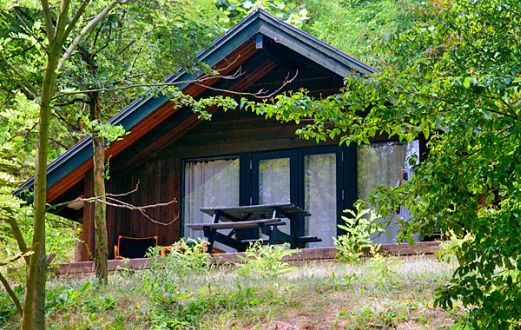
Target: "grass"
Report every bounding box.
[0,254,462,329]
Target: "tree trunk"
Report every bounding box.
[90,91,109,284]
[21,46,60,330]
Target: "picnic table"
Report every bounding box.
[186,203,322,253]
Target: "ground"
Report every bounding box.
[1,255,463,329]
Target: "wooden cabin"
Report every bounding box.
[16,10,425,260]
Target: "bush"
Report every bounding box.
[334,202,384,263]
[148,238,212,276]
[236,241,296,278]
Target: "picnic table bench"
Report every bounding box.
[186,203,321,253]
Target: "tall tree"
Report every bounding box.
[0,1,131,328]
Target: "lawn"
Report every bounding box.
[1,253,462,329]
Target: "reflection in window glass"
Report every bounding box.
[357,141,419,243]
[304,153,337,247]
[259,158,291,204]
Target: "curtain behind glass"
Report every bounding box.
[259,158,291,204]
[357,141,419,244]
[259,158,291,236]
[304,153,337,247]
[183,158,240,243]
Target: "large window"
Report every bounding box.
[304,153,337,247]
[183,158,240,242]
[181,142,420,249]
[357,141,419,244]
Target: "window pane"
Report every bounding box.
[304,153,337,247]
[183,158,240,247]
[259,157,291,236]
[357,141,419,243]
[259,158,291,204]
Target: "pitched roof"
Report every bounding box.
[15,9,376,199]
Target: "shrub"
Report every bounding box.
[236,241,296,278]
[334,202,384,263]
[148,238,212,276]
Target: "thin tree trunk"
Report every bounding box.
[22,46,59,330]
[90,90,109,283]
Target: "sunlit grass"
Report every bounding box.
[1,255,461,329]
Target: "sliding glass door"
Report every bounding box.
[252,151,297,237]
[303,152,337,247]
[258,158,291,205]
[183,157,240,244]
[180,145,364,249]
[251,149,341,246]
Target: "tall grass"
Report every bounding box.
[1,252,459,329]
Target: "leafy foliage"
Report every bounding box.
[218,0,309,28]
[236,241,296,278]
[334,202,384,263]
[148,238,212,276]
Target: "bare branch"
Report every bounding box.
[61,0,91,43]
[195,69,299,99]
[58,0,119,71]
[0,271,22,315]
[0,251,33,267]
[103,195,177,211]
[106,181,140,197]
[48,180,178,227]
[52,68,245,97]
[101,197,179,226]
[53,97,87,107]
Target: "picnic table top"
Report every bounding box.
[200,203,310,221]
[186,218,285,230]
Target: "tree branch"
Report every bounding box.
[5,216,30,265]
[57,0,119,71]
[196,69,299,99]
[41,0,56,43]
[52,69,245,97]
[61,0,91,43]
[0,271,22,315]
[49,180,178,227]
[0,54,38,99]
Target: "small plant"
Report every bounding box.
[236,241,296,278]
[316,272,360,293]
[333,202,384,263]
[148,238,212,276]
[366,254,402,288]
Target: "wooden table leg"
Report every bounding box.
[204,227,216,253]
[289,216,298,249]
[206,210,221,253]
